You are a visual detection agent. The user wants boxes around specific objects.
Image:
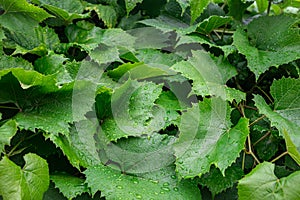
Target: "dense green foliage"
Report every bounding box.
[0,0,299,199]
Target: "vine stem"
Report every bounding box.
[249,114,266,127]
[271,151,289,163]
[246,135,260,164]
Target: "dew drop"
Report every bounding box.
[163,182,169,186]
[161,187,170,191]
[170,175,176,179]
[116,185,123,189]
[173,187,179,192]
[135,194,142,199]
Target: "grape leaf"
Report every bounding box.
[254,78,300,164]
[155,91,183,127]
[176,34,236,57]
[198,164,243,196]
[92,4,118,28]
[247,16,300,52]
[46,120,101,169]
[140,15,198,34]
[51,173,90,199]
[190,0,210,23]
[108,62,173,81]
[100,134,176,174]
[90,45,122,64]
[31,0,86,23]
[171,50,245,102]
[133,49,183,66]
[125,0,143,15]
[196,16,232,35]
[34,53,68,75]
[0,0,51,29]
[174,98,249,178]
[238,162,300,200]
[0,153,49,200]
[4,25,61,56]
[100,79,165,142]
[0,54,33,71]
[84,163,201,200]
[256,0,268,13]
[66,25,135,52]
[0,119,18,152]
[233,16,300,78]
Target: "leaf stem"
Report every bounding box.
[242,151,246,171]
[270,151,288,163]
[243,105,258,111]
[253,131,271,146]
[7,140,23,157]
[249,115,266,127]
[0,105,20,110]
[214,29,235,34]
[256,86,274,104]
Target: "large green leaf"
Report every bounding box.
[0,119,18,152]
[0,153,49,200]
[46,120,101,169]
[175,34,236,57]
[0,0,51,28]
[174,98,249,178]
[100,79,165,142]
[196,15,232,35]
[140,15,198,34]
[4,25,60,56]
[233,16,300,78]
[100,134,176,174]
[238,162,300,200]
[84,164,201,200]
[133,49,183,66]
[0,71,75,135]
[108,62,174,81]
[31,0,87,23]
[171,50,245,102]
[254,78,300,164]
[50,173,90,199]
